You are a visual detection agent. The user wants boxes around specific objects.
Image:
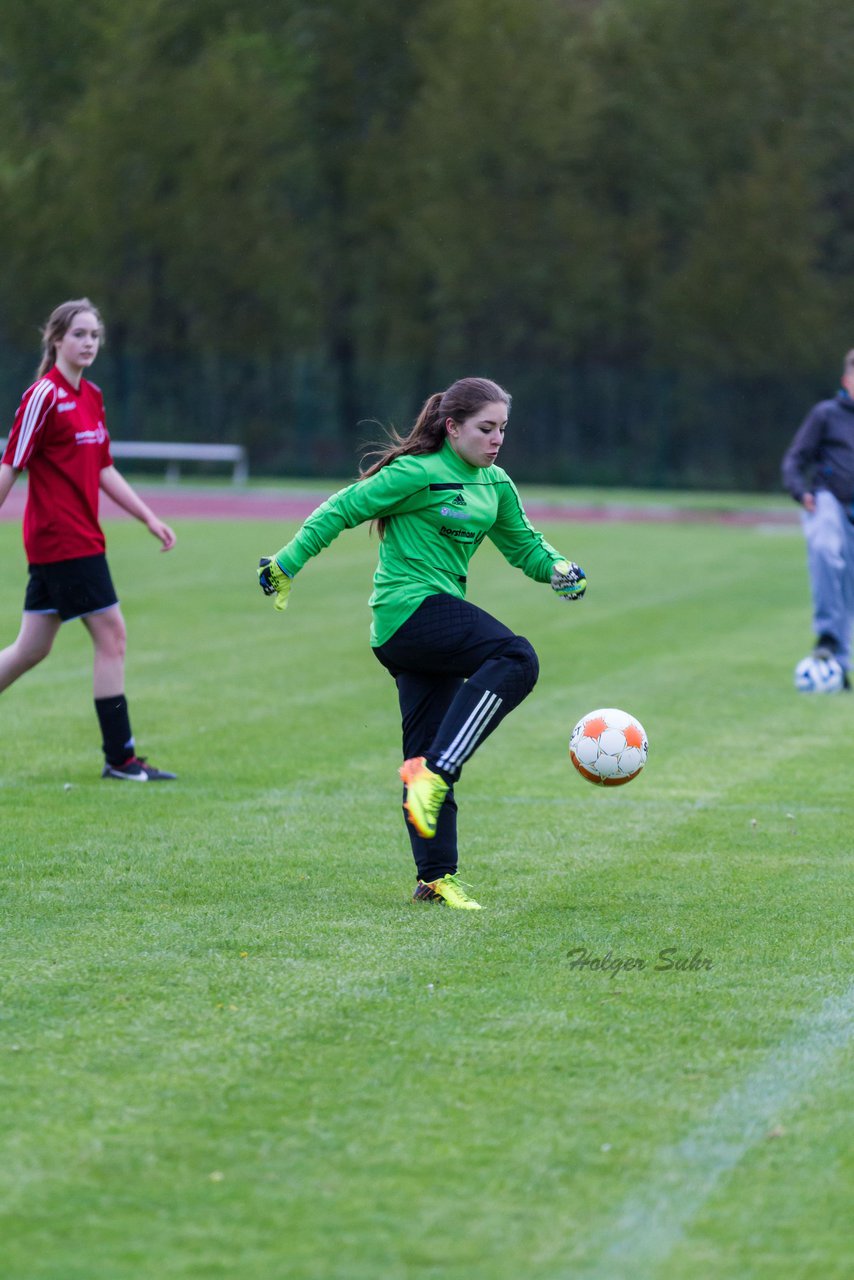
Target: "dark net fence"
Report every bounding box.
[0,344,828,491]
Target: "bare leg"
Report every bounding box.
[83,606,175,780]
[0,612,61,693]
[82,605,127,697]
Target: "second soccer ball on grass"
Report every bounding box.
[569,707,648,787]
[793,653,845,693]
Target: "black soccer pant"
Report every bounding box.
[374,593,539,882]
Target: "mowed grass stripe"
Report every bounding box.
[577,983,854,1280]
[0,510,851,1279]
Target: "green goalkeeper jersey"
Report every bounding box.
[274,439,565,646]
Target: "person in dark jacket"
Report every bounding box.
[782,349,854,685]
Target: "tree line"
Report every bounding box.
[1,0,852,488]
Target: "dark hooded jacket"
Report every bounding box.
[782,390,854,508]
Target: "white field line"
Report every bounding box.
[576,983,854,1280]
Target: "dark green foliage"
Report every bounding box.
[1,0,853,484]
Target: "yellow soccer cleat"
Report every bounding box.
[399,756,449,839]
[413,873,482,910]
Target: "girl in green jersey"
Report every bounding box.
[259,377,586,908]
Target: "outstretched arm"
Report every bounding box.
[256,457,430,613]
[0,463,20,511]
[490,477,587,597]
[99,465,176,550]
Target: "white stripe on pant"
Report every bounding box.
[436,690,503,773]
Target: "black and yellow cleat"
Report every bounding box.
[412,873,482,910]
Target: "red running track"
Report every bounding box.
[0,484,799,527]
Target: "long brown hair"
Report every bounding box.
[360,377,510,536]
[37,298,105,378]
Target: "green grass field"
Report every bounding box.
[1,499,852,1280]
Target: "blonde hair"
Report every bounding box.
[37,298,104,378]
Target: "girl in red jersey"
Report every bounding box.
[0,298,178,781]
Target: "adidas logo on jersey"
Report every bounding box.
[449,492,467,507]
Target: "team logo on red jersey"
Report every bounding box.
[75,422,107,446]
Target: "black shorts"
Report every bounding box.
[24,554,119,623]
[373,593,519,679]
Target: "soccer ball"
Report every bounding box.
[569,707,648,787]
[794,653,845,693]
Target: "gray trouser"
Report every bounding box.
[802,489,854,670]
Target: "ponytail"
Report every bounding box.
[360,392,445,479]
[359,376,510,537]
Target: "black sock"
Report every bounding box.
[95,695,135,766]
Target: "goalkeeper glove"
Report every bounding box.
[258,556,293,612]
[551,559,587,601]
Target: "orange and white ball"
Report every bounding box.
[569,708,648,787]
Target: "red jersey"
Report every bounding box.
[3,365,114,564]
